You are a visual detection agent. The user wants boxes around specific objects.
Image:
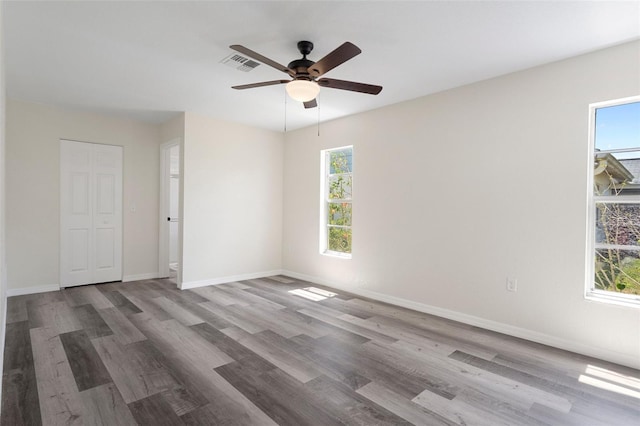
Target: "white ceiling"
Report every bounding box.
[4,1,640,132]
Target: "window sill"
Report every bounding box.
[321,250,352,260]
[585,290,640,309]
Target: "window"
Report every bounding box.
[588,96,640,306]
[320,146,353,257]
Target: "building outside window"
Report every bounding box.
[320,146,353,257]
[589,96,640,305]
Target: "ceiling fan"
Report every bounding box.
[230,41,382,109]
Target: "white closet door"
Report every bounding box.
[93,143,123,283]
[60,140,123,287]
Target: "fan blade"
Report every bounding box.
[230,45,294,75]
[232,80,290,90]
[303,99,317,109]
[308,42,361,78]
[318,78,382,95]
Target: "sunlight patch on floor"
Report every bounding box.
[288,287,338,301]
[579,365,640,399]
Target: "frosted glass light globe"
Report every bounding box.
[286,80,320,102]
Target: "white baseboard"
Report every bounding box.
[6,284,60,297]
[181,269,284,290]
[5,273,160,295]
[122,272,159,282]
[282,270,640,370]
[0,282,7,404]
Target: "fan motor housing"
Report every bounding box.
[289,41,315,77]
[288,58,315,77]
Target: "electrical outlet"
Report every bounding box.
[507,278,518,292]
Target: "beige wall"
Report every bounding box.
[181,112,283,287]
[6,100,162,290]
[160,113,185,143]
[282,40,640,368]
[0,0,7,379]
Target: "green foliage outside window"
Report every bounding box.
[326,149,352,254]
[594,170,640,296]
[594,201,640,295]
[328,227,352,253]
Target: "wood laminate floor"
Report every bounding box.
[1,276,639,425]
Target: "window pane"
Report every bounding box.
[327,202,352,226]
[595,101,640,151]
[328,174,352,200]
[595,202,640,247]
[594,151,640,195]
[595,248,640,295]
[328,226,351,253]
[329,149,352,174]
[322,146,353,256]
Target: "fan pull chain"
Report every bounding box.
[317,96,320,137]
[284,89,287,133]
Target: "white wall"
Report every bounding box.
[181,112,283,287]
[5,100,162,291]
[282,40,640,369]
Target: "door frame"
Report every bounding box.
[159,138,182,287]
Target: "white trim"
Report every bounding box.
[122,272,159,282]
[0,285,7,405]
[6,284,60,297]
[319,149,327,254]
[6,274,162,296]
[282,270,640,370]
[597,147,640,155]
[590,95,640,110]
[594,243,640,251]
[586,290,640,308]
[586,100,597,303]
[181,270,284,290]
[594,197,640,204]
[0,288,7,408]
[0,297,3,403]
[321,250,352,260]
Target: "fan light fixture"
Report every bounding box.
[286,80,320,102]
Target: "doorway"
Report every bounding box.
[159,140,181,286]
[60,140,123,287]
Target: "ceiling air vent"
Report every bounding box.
[220,53,261,72]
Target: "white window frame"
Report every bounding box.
[586,95,640,308]
[320,145,353,259]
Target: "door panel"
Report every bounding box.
[61,140,123,287]
[95,228,115,269]
[71,173,90,214]
[96,174,115,214]
[69,229,89,272]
